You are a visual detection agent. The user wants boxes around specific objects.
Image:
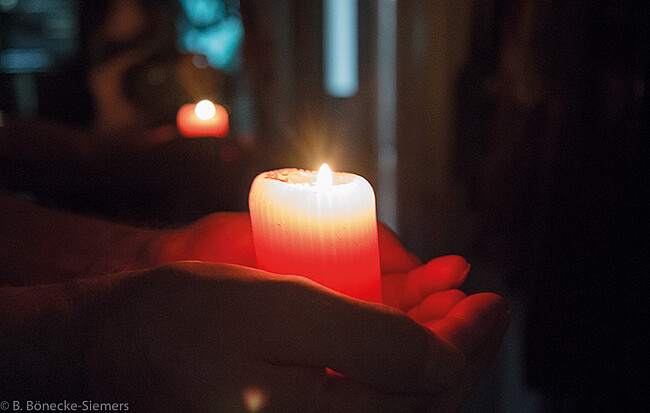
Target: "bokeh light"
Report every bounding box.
[195,99,216,120]
[242,387,267,412]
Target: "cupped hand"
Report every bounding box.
[83,261,507,413]
[84,262,457,412]
[150,217,508,412]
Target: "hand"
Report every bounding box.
[81,262,506,413]
[378,224,509,411]
[155,217,508,411]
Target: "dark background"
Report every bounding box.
[1,0,646,411]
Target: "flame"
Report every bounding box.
[316,163,333,191]
[195,99,216,120]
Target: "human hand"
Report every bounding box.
[154,217,508,411]
[81,261,489,412]
[377,224,509,411]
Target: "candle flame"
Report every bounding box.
[195,99,216,120]
[316,163,333,191]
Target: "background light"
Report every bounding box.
[195,99,216,120]
[323,0,358,97]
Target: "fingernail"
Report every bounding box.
[453,261,470,288]
[429,255,470,289]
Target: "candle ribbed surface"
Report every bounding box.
[249,168,381,302]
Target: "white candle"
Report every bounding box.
[249,164,381,302]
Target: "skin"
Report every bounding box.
[0,195,508,412]
[1,0,508,408]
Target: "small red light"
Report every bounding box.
[176,101,229,138]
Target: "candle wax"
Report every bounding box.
[249,165,381,302]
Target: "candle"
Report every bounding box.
[249,163,381,302]
[176,99,229,138]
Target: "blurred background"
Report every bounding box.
[1,0,646,411]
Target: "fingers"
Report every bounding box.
[383,255,470,311]
[216,265,464,395]
[152,262,466,397]
[427,293,509,358]
[425,293,509,409]
[378,222,421,275]
[407,289,467,324]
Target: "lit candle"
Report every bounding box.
[249,163,381,302]
[176,99,229,138]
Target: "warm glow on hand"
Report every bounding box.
[195,99,216,120]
